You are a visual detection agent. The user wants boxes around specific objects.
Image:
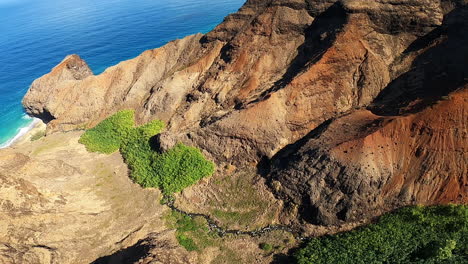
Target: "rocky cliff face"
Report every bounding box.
[270,88,467,226]
[0,132,191,263]
[22,0,467,234]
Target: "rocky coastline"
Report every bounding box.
[1,0,466,263]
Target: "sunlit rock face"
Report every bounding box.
[0,132,186,263]
[22,0,467,230]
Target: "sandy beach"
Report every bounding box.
[8,119,47,148]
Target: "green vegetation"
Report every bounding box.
[164,211,218,252]
[211,248,243,264]
[79,110,135,154]
[147,144,215,193]
[294,205,468,264]
[207,171,278,230]
[163,209,295,261]
[30,130,46,141]
[79,110,214,194]
[260,243,273,251]
[212,209,258,228]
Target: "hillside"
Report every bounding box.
[1,0,466,263]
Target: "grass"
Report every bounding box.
[30,130,46,141]
[164,210,218,252]
[213,209,258,228]
[205,171,278,230]
[211,247,243,264]
[162,210,297,262]
[294,205,468,264]
[31,137,63,156]
[79,110,214,194]
[260,243,274,251]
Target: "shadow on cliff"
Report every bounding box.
[370,6,468,116]
[270,252,297,264]
[257,5,468,227]
[257,117,334,174]
[256,118,335,225]
[241,2,348,108]
[270,240,311,264]
[91,238,153,264]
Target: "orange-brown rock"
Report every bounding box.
[22,0,467,228]
[270,88,467,225]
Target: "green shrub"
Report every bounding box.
[80,110,214,194]
[260,243,273,251]
[151,144,215,193]
[79,110,134,153]
[177,234,198,251]
[120,128,159,187]
[138,119,165,138]
[294,205,468,264]
[165,211,218,252]
[121,133,214,194]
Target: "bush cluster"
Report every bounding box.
[295,205,468,264]
[174,213,202,251]
[79,110,214,194]
[79,110,135,153]
[260,243,274,251]
[164,210,218,252]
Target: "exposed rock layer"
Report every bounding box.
[270,89,467,226]
[22,0,467,234]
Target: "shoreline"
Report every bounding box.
[0,118,46,149]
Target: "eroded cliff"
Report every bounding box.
[12,0,468,262]
[0,132,185,263]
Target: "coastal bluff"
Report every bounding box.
[3,0,467,263]
[0,132,192,263]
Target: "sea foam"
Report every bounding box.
[0,0,243,148]
[0,115,39,149]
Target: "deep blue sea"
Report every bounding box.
[0,0,244,147]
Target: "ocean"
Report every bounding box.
[0,0,244,147]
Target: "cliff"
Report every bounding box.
[270,88,467,226]
[0,132,189,263]
[9,0,468,262]
[24,0,467,220]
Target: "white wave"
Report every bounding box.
[0,116,40,149]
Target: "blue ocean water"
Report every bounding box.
[0,0,244,147]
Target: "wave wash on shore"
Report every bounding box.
[0,114,38,149]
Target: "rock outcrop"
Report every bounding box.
[0,132,190,263]
[21,0,467,237]
[270,88,467,226]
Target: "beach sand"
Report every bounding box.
[9,119,47,148]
